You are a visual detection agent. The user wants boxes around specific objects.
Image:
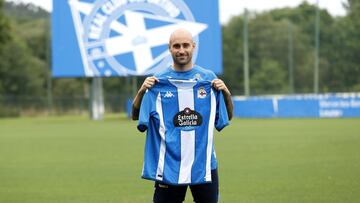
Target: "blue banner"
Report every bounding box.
[52,0,222,78]
[233,93,360,118]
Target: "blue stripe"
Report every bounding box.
[191,82,212,183]
[157,84,181,183]
[142,93,161,179]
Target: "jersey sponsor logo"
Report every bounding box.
[197,87,207,98]
[173,107,202,130]
[68,0,207,77]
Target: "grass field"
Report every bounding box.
[1,115,360,203]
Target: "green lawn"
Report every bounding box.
[0,116,359,202]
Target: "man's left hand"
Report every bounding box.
[212,79,231,95]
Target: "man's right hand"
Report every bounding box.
[132,76,159,120]
[139,76,159,93]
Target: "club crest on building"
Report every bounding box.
[197,87,207,98]
[67,0,207,77]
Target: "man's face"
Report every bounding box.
[169,37,195,68]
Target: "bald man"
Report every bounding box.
[132,29,233,203]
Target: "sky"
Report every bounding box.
[7,0,347,23]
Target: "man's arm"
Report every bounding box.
[132,76,159,120]
[211,79,233,120]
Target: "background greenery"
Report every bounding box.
[0,0,359,117]
[1,116,359,202]
[0,0,360,98]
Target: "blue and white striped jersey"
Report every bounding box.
[137,72,229,185]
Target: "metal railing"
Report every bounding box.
[0,94,130,117]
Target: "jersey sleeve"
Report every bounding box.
[209,71,218,80]
[205,69,218,81]
[215,90,229,131]
[137,90,155,132]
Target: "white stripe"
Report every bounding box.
[177,86,196,184]
[179,130,195,184]
[156,92,166,181]
[273,97,279,114]
[205,89,216,181]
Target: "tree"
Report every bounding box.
[222,16,245,94]
[222,1,360,94]
[0,0,10,46]
[338,0,360,91]
[0,1,47,96]
[247,14,290,94]
[250,59,287,94]
[222,9,314,95]
[0,38,45,96]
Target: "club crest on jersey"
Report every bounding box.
[67,0,208,77]
[197,87,207,99]
[174,107,202,130]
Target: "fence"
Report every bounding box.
[233,92,360,118]
[0,94,130,117]
[3,92,360,119]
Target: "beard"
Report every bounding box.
[172,53,193,66]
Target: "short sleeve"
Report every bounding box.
[205,69,217,81]
[215,90,229,131]
[137,90,155,132]
[209,71,217,80]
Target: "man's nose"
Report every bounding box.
[178,46,185,53]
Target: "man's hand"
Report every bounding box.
[211,79,233,120]
[211,79,231,95]
[139,76,159,93]
[132,76,159,120]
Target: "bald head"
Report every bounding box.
[168,28,196,71]
[169,28,194,45]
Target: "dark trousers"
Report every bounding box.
[153,169,219,203]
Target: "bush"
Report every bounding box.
[0,105,20,118]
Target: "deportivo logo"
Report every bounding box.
[173,107,202,129]
[197,86,206,98]
[68,0,208,77]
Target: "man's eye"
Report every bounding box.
[173,44,180,49]
[183,44,190,48]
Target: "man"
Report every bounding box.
[132,28,233,203]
